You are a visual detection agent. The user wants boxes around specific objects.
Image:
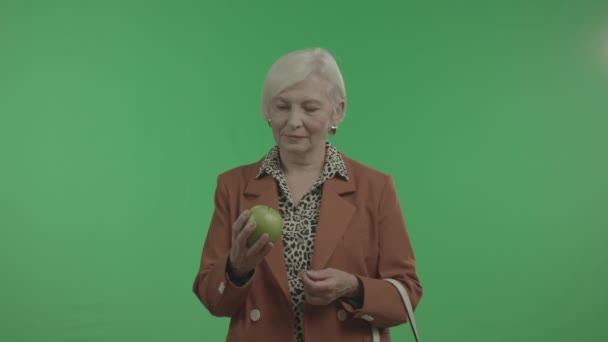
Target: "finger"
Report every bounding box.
[312,282,336,298]
[246,233,269,257]
[306,268,335,281]
[231,210,251,240]
[238,239,272,274]
[302,272,325,295]
[301,270,314,290]
[249,240,274,265]
[310,277,336,293]
[236,220,256,248]
[260,241,274,257]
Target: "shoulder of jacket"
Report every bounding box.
[342,154,393,184]
[216,159,263,184]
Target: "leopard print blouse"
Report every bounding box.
[255,141,348,342]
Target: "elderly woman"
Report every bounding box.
[192,48,423,342]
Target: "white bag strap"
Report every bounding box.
[372,326,380,341]
[371,279,420,342]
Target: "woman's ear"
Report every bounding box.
[333,100,346,124]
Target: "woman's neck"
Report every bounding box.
[279,147,326,176]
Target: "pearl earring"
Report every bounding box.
[329,125,337,136]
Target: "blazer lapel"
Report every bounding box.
[243,174,291,305]
[311,175,356,270]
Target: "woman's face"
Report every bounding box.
[268,74,343,157]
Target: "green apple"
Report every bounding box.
[246,205,283,246]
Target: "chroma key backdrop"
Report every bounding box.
[1,1,607,341]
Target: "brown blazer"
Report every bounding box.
[192,153,423,341]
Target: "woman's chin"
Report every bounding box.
[280,142,309,153]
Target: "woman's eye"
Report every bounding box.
[277,105,289,110]
[304,107,319,112]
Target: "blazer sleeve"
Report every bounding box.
[340,175,423,328]
[192,175,256,317]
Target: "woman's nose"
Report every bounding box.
[286,108,304,127]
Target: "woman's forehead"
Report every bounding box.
[274,77,329,102]
[273,94,324,104]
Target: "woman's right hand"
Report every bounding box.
[228,209,274,278]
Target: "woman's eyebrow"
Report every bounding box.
[301,99,321,105]
[273,97,321,105]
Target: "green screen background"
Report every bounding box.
[1,1,607,341]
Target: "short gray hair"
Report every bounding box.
[260,48,346,120]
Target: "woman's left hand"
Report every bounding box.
[301,268,362,306]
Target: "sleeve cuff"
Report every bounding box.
[340,274,364,309]
[225,257,255,287]
[227,269,254,287]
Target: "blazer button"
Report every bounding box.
[337,309,347,322]
[218,281,225,295]
[250,309,261,322]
